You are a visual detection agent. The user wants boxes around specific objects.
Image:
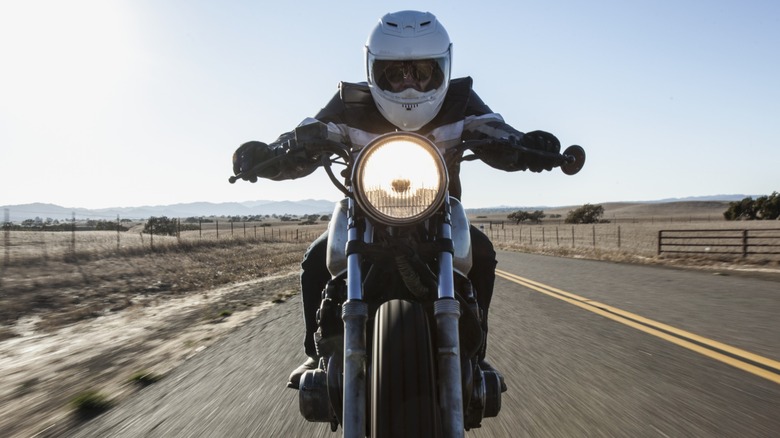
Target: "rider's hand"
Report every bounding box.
[519,130,561,172]
[232,141,274,182]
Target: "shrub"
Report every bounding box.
[128,370,162,387]
[70,390,113,418]
[508,210,545,224]
[565,204,608,224]
[724,192,780,220]
[143,216,179,236]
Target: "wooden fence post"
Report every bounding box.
[3,208,9,267]
[71,212,76,258]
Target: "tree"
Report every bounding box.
[755,192,780,220]
[507,210,545,224]
[528,210,546,223]
[300,214,319,225]
[724,197,757,220]
[507,211,530,224]
[565,204,608,224]
[95,220,128,231]
[724,193,779,220]
[143,216,179,236]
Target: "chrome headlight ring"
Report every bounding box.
[352,132,448,226]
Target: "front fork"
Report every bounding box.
[341,198,368,438]
[340,196,464,438]
[434,199,465,437]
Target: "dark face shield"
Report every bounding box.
[372,58,446,93]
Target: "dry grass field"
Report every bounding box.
[474,201,780,265]
[0,201,778,436]
[0,217,328,436]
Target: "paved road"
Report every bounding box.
[72,251,780,437]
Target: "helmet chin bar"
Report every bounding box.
[374,99,443,132]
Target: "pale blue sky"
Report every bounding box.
[1,0,778,209]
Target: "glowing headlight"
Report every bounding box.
[353,133,448,226]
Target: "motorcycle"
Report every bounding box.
[230,122,585,437]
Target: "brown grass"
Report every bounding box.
[0,235,311,438]
[0,237,313,334]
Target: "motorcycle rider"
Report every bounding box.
[232,10,561,390]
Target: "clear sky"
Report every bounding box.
[1,0,778,210]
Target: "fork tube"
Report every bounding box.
[436,197,464,436]
[347,200,363,302]
[343,198,367,438]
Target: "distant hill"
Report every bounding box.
[470,200,736,222]
[466,195,755,216]
[1,200,336,222]
[0,195,756,223]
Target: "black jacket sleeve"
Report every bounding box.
[460,91,531,172]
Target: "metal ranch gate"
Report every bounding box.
[658,228,780,257]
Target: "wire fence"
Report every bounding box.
[4,208,780,268]
[658,228,780,257]
[476,221,780,260]
[1,212,327,266]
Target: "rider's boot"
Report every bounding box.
[478,339,507,393]
[287,356,318,389]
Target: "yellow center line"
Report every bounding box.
[496,269,780,385]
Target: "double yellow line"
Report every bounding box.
[496,269,780,385]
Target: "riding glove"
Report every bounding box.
[232,141,278,182]
[519,130,561,172]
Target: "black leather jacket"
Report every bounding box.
[262,77,529,201]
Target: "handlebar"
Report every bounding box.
[454,139,586,175]
[230,130,586,184]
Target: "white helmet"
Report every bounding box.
[365,11,452,131]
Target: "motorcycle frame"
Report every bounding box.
[340,195,465,438]
[230,124,584,437]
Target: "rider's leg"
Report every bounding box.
[469,226,507,392]
[287,231,330,389]
[468,225,496,360]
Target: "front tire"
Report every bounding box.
[371,299,440,437]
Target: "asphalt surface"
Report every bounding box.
[71,251,780,437]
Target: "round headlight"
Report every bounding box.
[353,133,448,226]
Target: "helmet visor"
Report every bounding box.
[370,56,448,93]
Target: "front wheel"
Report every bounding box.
[371,299,440,437]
